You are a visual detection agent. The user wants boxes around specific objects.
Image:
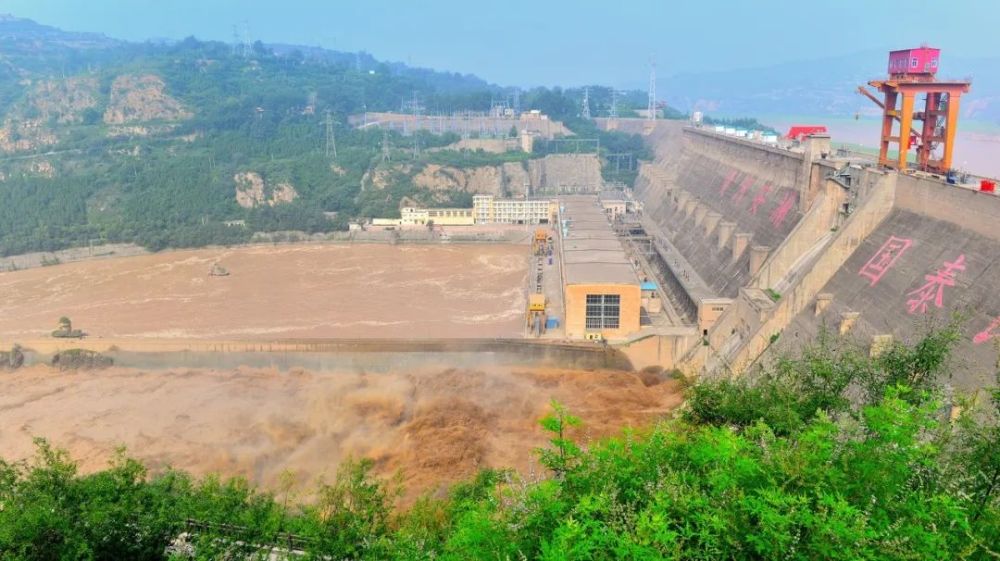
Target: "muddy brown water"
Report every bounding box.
[0,364,682,504]
[0,243,530,340]
[0,243,681,503]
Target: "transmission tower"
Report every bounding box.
[401,91,424,115]
[512,88,521,115]
[582,87,591,120]
[381,128,391,163]
[647,60,656,121]
[324,109,337,160]
[240,21,251,58]
[231,25,241,56]
[609,89,618,121]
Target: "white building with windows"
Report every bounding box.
[472,195,555,225]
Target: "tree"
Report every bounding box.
[536,400,582,480]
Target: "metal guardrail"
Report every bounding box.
[183,518,314,554]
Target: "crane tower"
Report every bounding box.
[858,47,971,174]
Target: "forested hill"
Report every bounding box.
[0,15,654,257]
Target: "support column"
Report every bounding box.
[683,198,698,218]
[942,92,963,172]
[693,203,709,226]
[703,212,722,236]
[880,90,897,168]
[732,232,751,262]
[749,245,770,276]
[675,191,691,214]
[897,92,916,170]
[815,293,833,316]
[717,221,736,250]
[918,92,939,170]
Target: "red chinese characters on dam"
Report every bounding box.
[731,177,755,204]
[719,170,738,196]
[749,183,772,215]
[973,316,1000,345]
[906,254,966,315]
[858,236,913,287]
[769,191,797,228]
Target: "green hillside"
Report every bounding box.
[0,17,659,257]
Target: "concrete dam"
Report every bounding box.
[614,119,1000,391]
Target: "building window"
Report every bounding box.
[585,294,620,329]
[910,57,918,68]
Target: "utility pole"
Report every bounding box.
[582,87,591,120]
[324,109,337,160]
[647,58,656,121]
[609,89,618,121]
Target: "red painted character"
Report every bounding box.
[731,177,755,203]
[719,170,738,196]
[973,316,1000,345]
[906,254,966,314]
[769,191,797,228]
[858,236,913,287]
[749,183,772,215]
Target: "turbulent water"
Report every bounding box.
[0,365,681,503]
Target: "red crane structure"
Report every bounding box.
[858,47,971,174]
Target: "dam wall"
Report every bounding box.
[629,120,1000,390]
[11,337,635,372]
[779,175,1000,391]
[690,167,896,375]
[528,153,602,193]
[635,122,1000,390]
[634,125,828,299]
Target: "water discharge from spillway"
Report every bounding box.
[0,364,681,503]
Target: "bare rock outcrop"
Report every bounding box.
[234,172,299,208]
[0,118,58,153]
[103,74,191,124]
[27,76,100,124]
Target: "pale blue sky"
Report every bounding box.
[4,0,998,87]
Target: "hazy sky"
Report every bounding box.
[5,0,999,87]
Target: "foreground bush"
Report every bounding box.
[0,329,997,559]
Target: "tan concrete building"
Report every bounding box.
[559,197,641,340]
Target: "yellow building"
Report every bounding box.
[419,207,475,226]
[559,197,641,340]
[373,207,475,227]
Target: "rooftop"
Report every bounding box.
[559,196,639,286]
